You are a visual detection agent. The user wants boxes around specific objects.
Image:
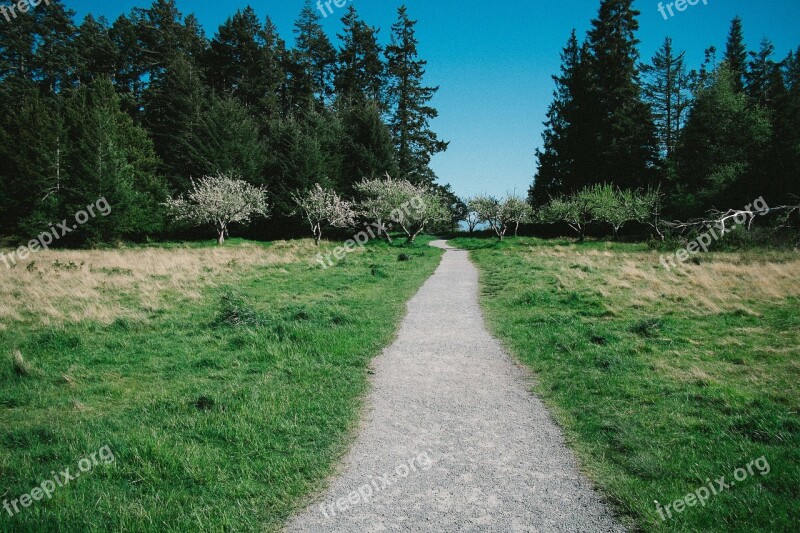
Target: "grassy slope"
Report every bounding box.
[451,236,799,532]
[0,238,442,532]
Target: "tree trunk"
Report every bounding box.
[218,231,225,246]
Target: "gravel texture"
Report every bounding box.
[285,240,625,532]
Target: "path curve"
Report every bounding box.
[286,240,624,532]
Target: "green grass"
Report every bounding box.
[451,236,799,532]
[0,237,442,532]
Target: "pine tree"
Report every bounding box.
[724,16,747,93]
[143,54,205,193]
[334,5,385,107]
[109,14,147,117]
[75,15,118,86]
[262,114,333,218]
[0,88,64,238]
[385,6,448,185]
[641,37,691,159]
[291,0,336,109]
[777,49,800,201]
[585,0,659,189]
[0,0,77,93]
[62,78,167,243]
[675,66,771,216]
[338,101,398,193]
[745,39,781,107]
[530,31,586,206]
[204,7,284,117]
[131,0,206,75]
[184,96,266,185]
[32,0,78,94]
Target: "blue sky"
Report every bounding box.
[65,0,800,198]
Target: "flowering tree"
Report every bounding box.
[394,188,451,243]
[464,198,482,233]
[503,195,535,237]
[292,184,357,245]
[472,194,533,240]
[356,174,451,243]
[165,173,269,245]
[539,192,596,242]
[354,174,409,243]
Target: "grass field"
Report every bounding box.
[0,237,442,532]
[451,236,799,532]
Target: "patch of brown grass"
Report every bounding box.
[527,246,800,316]
[0,240,318,325]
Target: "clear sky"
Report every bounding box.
[65,0,800,198]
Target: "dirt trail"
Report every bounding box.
[285,240,624,532]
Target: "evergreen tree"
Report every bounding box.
[109,14,147,117]
[530,31,598,206]
[385,6,448,185]
[204,7,284,117]
[761,48,800,203]
[675,66,770,216]
[745,39,781,107]
[0,88,64,238]
[585,0,659,189]
[142,55,205,193]
[131,0,206,75]
[75,15,118,86]
[291,0,336,109]
[334,6,385,107]
[262,114,332,218]
[641,37,691,159]
[724,16,747,93]
[0,0,77,93]
[778,49,800,200]
[338,101,398,193]
[184,96,266,186]
[62,78,167,243]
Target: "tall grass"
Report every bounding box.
[452,236,800,532]
[0,238,443,532]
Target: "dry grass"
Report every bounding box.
[526,246,800,316]
[0,240,319,326]
[10,349,32,376]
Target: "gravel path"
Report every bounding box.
[285,240,624,532]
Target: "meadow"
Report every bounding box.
[0,238,442,532]
[452,236,800,532]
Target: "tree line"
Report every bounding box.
[0,0,451,245]
[529,0,800,226]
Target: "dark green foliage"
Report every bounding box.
[385,6,449,185]
[291,1,337,110]
[334,5,385,107]
[532,8,799,224]
[61,78,167,244]
[724,16,747,93]
[675,67,770,216]
[203,7,284,117]
[184,95,266,185]
[0,1,450,244]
